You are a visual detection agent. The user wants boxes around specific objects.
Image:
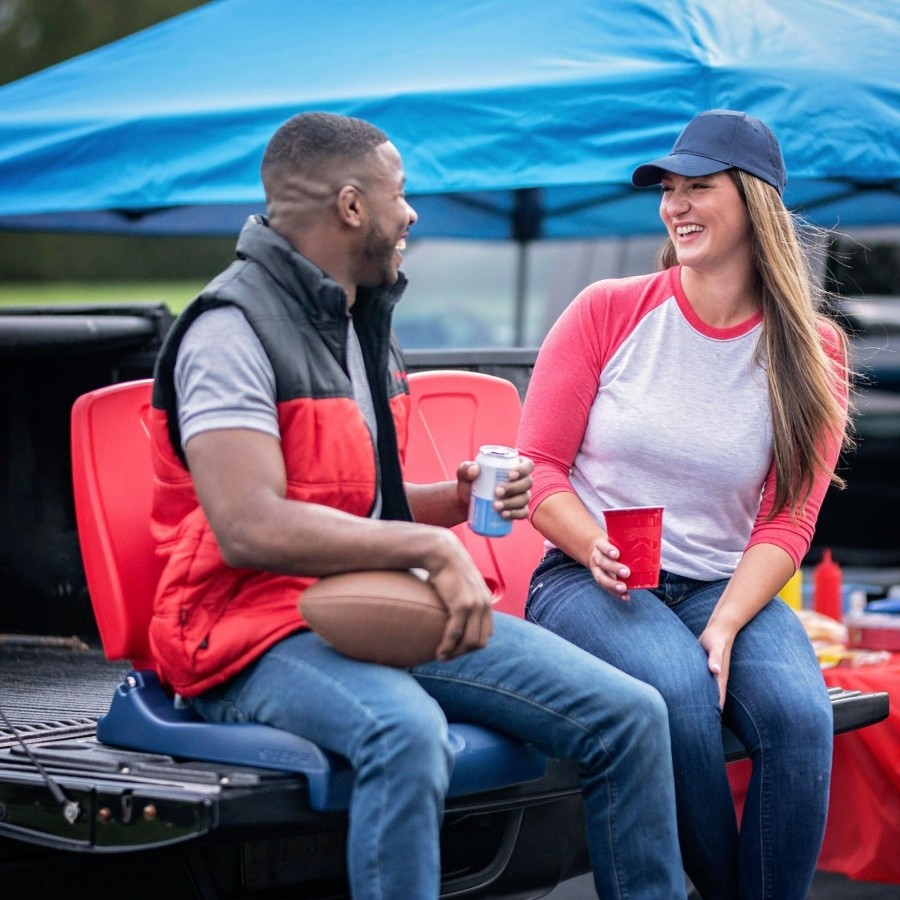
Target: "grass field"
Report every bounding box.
[0,281,202,313]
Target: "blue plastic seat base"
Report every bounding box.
[97,670,547,812]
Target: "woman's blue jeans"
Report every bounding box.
[526,549,833,900]
[192,610,686,899]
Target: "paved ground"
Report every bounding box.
[809,872,900,899]
[546,871,900,898]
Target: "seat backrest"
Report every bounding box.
[73,376,550,799]
[405,370,545,617]
[70,379,158,669]
[71,371,544,674]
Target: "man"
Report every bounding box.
[147,111,686,899]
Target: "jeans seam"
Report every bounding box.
[412,671,629,894]
[727,687,775,899]
[264,642,436,899]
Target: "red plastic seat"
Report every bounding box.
[69,375,548,808]
[406,370,546,617]
[70,379,158,670]
[70,372,545,666]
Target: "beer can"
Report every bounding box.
[468,445,519,537]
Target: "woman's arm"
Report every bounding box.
[531,492,634,598]
[521,284,637,595]
[700,542,796,707]
[748,318,851,567]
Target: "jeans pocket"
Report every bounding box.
[524,580,542,624]
[525,549,587,627]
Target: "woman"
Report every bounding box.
[518,110,851,899]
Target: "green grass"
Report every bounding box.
[0,281,204,313]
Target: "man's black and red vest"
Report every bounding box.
[148,216,413,697]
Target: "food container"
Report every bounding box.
[844,610,900,652]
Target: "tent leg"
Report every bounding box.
[513,243,527,347]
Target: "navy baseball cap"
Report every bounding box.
[631,110,787,195]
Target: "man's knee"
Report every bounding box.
[359,694,453,786]
[628,680,671,738]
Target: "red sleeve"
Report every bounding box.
[746,318,850,566]
[518,272,671,514]
[518,287,606,512]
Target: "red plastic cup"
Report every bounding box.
[603,506,664,589]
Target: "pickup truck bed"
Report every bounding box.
[1,639,597,898]
[0,306,891,899]
[0,638,889,899]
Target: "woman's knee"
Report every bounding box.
[771,683,832,746]
[623,646,721,751]
[728,674,833,768]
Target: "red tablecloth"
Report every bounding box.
[728,653,900,883]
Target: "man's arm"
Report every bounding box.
[405,460,534,528]
[185,427,493,659]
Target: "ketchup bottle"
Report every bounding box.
[813,549,843,621]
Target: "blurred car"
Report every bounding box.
[814,296,900,574]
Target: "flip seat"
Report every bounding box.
[404,369,546,616]
[70,376,547,812]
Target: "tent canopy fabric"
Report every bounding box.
[0,0,897,239]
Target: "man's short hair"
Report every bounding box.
[261,112,388,189]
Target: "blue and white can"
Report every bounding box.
[468,445,519,537]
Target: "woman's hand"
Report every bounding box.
[698,620,735,709]
[698,543,797,709]
[530,493,631,599]
[589,533,633,600]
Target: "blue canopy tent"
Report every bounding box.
[0,0,897,235]
[0,0,898,338]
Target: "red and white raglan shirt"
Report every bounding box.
[518,266,848,581]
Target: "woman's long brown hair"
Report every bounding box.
[656,170,853,518]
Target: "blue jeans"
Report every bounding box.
[192,611,686,899]
[526,549,833,900]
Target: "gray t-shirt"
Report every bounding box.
[175,305,382,516]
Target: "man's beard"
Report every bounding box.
[361,219,398,288]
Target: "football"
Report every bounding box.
[299,569,449,667]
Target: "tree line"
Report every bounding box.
[0,0,226,283]
[0,1,207,86]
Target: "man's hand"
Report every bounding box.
[455,454,534,522]
[431,562,494,661]
[422,530,495,661]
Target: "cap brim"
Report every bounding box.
[631,153,731,188]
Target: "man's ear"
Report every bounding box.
[336,184,364,228]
